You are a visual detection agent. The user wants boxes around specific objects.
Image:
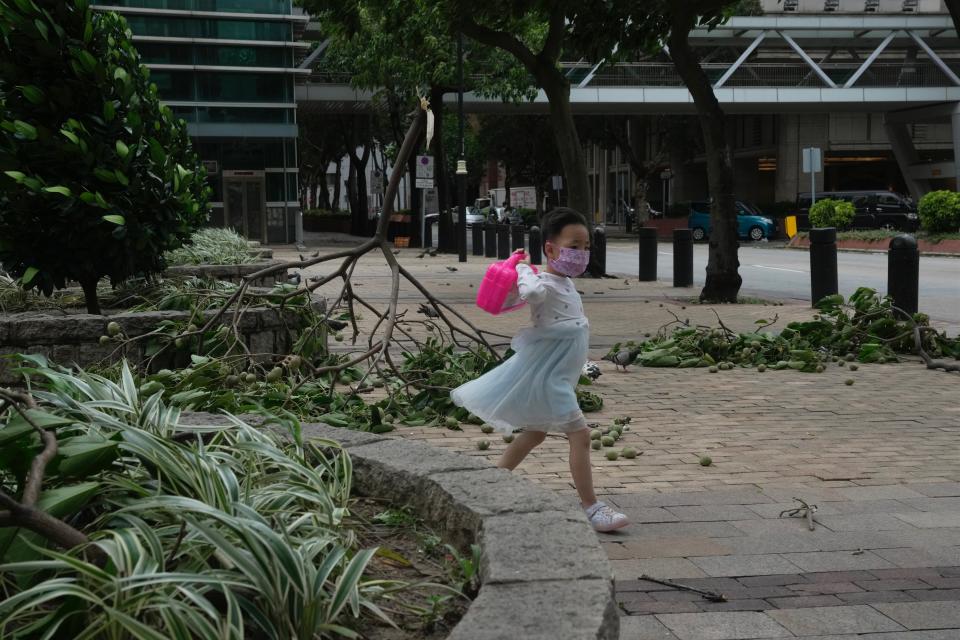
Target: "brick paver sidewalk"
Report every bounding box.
[280,242,960,639]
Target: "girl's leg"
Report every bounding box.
[497,430,546,470]
[567,428,598,508]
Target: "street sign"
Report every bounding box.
[415,177,433,189]
[370,169,384,195]
[551,175,563,190]
[416,155,434,179]
[802,147,823,205]
[802,147,822,174]
[424,188,439,214]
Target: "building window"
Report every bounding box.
[137,43,292,67]
[124,16,291,40]
[97,0,290,15]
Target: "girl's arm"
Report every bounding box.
[516,263,547,304]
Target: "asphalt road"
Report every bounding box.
[606,241,960,331]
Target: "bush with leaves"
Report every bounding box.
[917,190,960,233]
[0,0,210,315]
[0,357,462,638]
[164,228,255,266]
[808,198,855,229]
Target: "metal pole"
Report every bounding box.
[456,32,467,263]
[673,228,693,287]
[809,227,838,305]
[888,234,919,315]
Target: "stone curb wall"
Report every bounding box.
[297,422,619,640]
[164,260,287,286]
[0,302,320,384]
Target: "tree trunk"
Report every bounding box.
[317,169,331,210]
[79,276,101,315]
[537,69,601,275]
[668,27,741,302]
[354,145,371,236]
[503,165,512,209]
[332,159,342,212]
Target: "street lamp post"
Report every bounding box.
[456,32,467,263]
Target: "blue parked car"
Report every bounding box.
[688,201,776,242]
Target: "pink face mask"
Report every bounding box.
[548,247,590,277]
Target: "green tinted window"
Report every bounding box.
[150,70,194,100]
[136,43,291,67]
[197,107,292,123]
[124,16,291,40]
[196,72,291,101]
[97,0,290,14]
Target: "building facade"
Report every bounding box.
[94,0,308,243]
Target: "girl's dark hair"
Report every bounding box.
[539,207,588,247]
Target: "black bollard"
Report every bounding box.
[497,224,510,259]
[511,225,525,253]
[592,226,607,276]
[529,226,542,265]
[809,227,839,305]
[888,234,919,315]
[472,222,483,256]
[423,216,433,248]
[638,226,657,281]
[484,223,497,258]
[673,228,694,287]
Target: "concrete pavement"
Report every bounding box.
[280,240,960,639]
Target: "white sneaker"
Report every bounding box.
[584,501,629,532]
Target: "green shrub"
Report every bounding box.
[0,2,210,314]
[164,228,255,266]
[917,190,960,233]
[808,198,855,229]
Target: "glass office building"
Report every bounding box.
[94,0,308,243]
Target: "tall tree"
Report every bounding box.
[478,115,560,217]
[300,0,534,249]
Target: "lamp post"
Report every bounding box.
[456,32,467,263]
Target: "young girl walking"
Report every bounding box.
[451,208,629,532]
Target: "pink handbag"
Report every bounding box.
[476,251,537,315]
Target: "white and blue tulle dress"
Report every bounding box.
[451,264,589,434]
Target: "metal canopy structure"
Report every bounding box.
[298,15,960,114]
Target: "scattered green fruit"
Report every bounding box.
[334,333,344,342]
[590,429,602,440]
[601,436,615,447]
[106,321,122,337]
[605,450,619,461]
[98,335,111,345]
[477,440,490,451]
[243,373,257,384]
[480,425,494,434]
[224,375,240,387]
[265,367,283,383]
[622,447,638,459]
[845,378,855,385]
[845,353,855,361]
[503,434,514,444]
[591,440,602,450]
[815,365,825,373]
[709,366,718,373]
[757,364,766,372]
[699,456,713,467]
[444,417,459,429]
[848,364,858,371]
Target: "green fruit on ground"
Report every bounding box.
[591,440,602,450]
[838,361,846,367]
[444,417,459,428]
[757,364,766,372]
[601,436,615,447]
[845,378,855,385]
[709,366,718,373]
[848,364,859,371]
[815,365,825,373]
[477,440,490,451]
[334,333,344,342]
[106,321,122,337]
[98,335,111,345]
[480,425,494,434]
[466,414,483,425]
[244,373,257,384]
[699,456,713,467]
[265,367,283,382]
[845,353,855,361]
[503,434,514,444]
[606,450,620,461]
[224,375,240,387]
[590,429,602,440]
[622,447,638,459]
[877,357,886,364]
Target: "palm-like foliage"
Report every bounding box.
[1,358,402,639]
